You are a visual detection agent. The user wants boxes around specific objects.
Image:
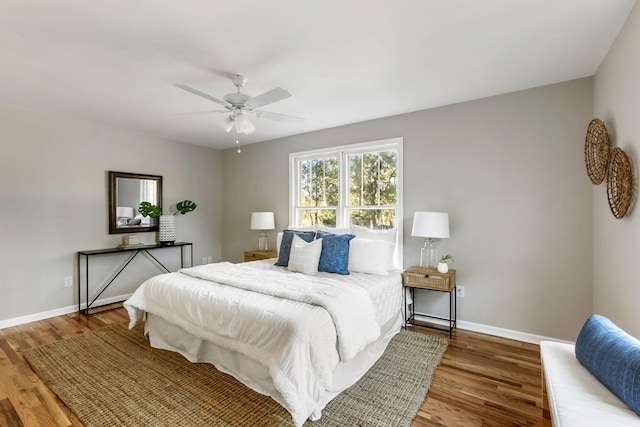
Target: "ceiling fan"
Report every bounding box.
[175,74,304,135]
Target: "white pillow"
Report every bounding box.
[348,238,395,275]
[351,225,397,243]
[277,231,283,255]
[286,225,319,232]
[287,235,323,275]
[351,225,398,269]
[317,225,352,235]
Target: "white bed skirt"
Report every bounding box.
[144,310,403,423]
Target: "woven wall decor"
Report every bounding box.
[606,147,633,219]
[585,118,611,185]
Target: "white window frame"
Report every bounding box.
[289,137,403,265]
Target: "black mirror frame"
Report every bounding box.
[108,171,163,234]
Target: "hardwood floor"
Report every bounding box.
[0,305,129,427]
[0,307,551,426]
[412,322,552,426]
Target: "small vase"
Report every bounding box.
[158,215,176,246]
[437,262,449,273]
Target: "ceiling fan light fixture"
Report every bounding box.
[235,111,255,135]
[223,116,235,133]
[176,74,301,138]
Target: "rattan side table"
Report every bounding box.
[244,250,278,262]
[403,266,456,338]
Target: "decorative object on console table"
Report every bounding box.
[118,235,142,249]
[411,211,450,268]
[403,266,456,338]
[244,249,278,262]
[250,212,275,251]
[158,215,176,245]
[139,200,197,246]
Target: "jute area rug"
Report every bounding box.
[24,323,448,427]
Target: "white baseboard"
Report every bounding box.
[411,312,574,345]
[0,293,133,330]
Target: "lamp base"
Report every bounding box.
[257,231,268,251]
[420,239,439,269]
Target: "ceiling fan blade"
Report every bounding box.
[175,84,232,109]
[245,87,291,109]
[176,110,229,115]
[252,110,305,124]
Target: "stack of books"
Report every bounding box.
[119,235,142,249]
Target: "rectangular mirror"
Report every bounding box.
[108,171,163,234]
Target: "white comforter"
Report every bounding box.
[124,262,381,426]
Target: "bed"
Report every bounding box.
[124,227,402,426]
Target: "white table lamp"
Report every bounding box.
[116,206,135,218]
[250,212,275,251]
[411,212,450,268]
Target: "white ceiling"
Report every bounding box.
[0,0,635,150]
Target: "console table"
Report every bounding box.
[77,242,193,315]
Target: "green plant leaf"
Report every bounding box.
[175,200,197,215]
[138,201,162,219]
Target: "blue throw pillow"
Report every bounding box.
[275,230,316,267]
[316,231,355,275]
[575,314,640,415]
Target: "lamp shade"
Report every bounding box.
[116,206,135,218]
[411,212,450,238]
[250,212,275,230]
[223,116,235,133]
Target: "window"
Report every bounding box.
[290,138,402,231]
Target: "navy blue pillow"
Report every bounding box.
[275,230,316,267]
[316,231,355,275]
[575,314,640,415]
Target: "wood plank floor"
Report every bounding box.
[0,306,551,426]
[412,321,552,426]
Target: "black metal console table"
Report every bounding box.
[77,242,193,315]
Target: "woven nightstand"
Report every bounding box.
[244,250,277,262]
[403,266,456,337]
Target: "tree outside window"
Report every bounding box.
[348,149,397,229]
[291,138,402,231]
[298,156,338,226]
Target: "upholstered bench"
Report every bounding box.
[540,315,640,426]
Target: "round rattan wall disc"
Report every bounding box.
[607,147,633,219]
[585,118,611,185]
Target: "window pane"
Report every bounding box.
[349,209,395,229]
[348,150,397,207]
[299,156,338,207]
[299,209,337,227]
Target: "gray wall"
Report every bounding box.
[593,2,640,337]
[0,105,222,323]
[222,78,594,341]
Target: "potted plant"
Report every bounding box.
[139,200,197,245]
[437,254,455,273]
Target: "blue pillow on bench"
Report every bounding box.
[575,314,640,416]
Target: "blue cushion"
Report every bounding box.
[575,314,640,415]
[275,230,316,267]
[316,231,355,275]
